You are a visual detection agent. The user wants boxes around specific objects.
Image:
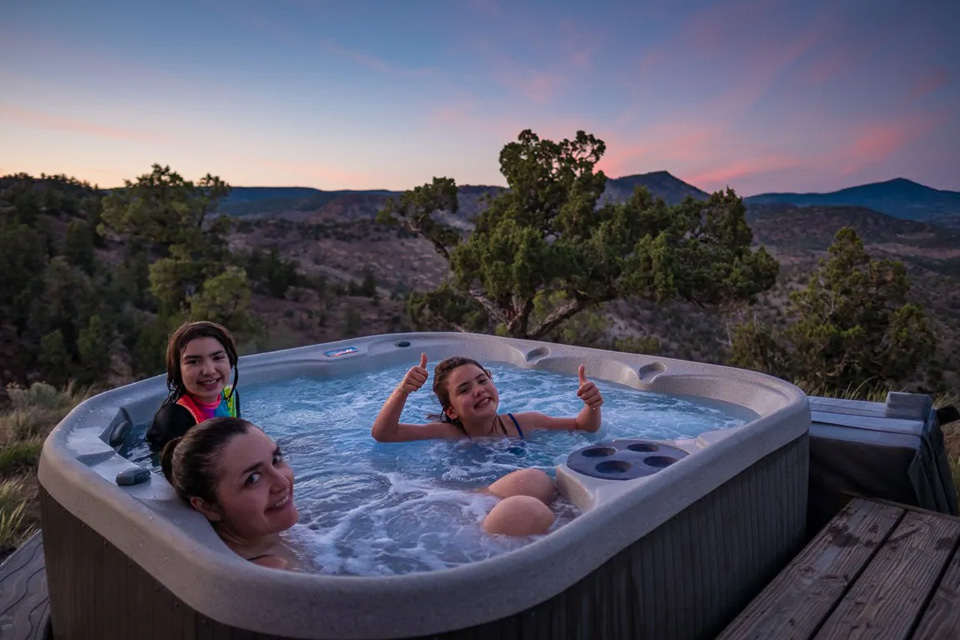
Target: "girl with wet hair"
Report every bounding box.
[147,321,241,451]
[372,354,603,443]
[371,354,604,535]
[160,417,299,570]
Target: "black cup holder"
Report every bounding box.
[595,460,632,474]
[644,455,677,468]
[581,446,616,458]
[566,439,689,480]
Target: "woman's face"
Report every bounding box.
[180,336,232,404]
[443,364,500,423]
[207,428,298,541]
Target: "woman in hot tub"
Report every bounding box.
[162,417,558,571]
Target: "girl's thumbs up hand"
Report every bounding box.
[399,353,429,395]
[576,365,604,409]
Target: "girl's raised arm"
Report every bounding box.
[573,365,603,432]
[371,354,459,442]
[515,365,603,433]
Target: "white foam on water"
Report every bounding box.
[121,362,754,576]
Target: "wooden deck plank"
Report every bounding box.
[910,540,960,640]
[0,532,51,640]
[715,498,903,640]
[813,510,960,640]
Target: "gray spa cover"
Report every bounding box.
[807,392,958,537]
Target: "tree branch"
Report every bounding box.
[426,232,451,261]
[468,285,506,327]
[528,293,612,339]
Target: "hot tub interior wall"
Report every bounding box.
[41,433,808,640]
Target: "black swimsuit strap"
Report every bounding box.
[246,553,272,562]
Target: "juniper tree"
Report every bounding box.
[731,227,935,393]
[379,129,778,338]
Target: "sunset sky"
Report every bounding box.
[1,0,958,196]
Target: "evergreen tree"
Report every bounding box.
[37,330,71,387]
[99,164,230,250]
[76,315,112,386]
[64,219,97,274]
[380,130,778,338]
[731,227,936,393]
[186,267,256,333]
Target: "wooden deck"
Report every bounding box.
[0,532,51,640]
[7,496,960,640]
[716,496,960,640]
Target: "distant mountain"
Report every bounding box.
[602,171,709,205]
[217,171,708,219]
[745,178,960,227]
[218,187,395,217]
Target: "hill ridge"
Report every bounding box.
[746,178,960,226]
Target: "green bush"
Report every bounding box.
[0,440,43,477]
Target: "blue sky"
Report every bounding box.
[1,0,958,195]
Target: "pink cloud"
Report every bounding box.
[569,48,593,71]
[596,145,647,177]
[837,111,947,176]
[74,167,130,186]
[320,39,435,77]
[227,5,302,45]
[433,101,476,125]
[255,159,375,190]
[687,155,809,191]
[558,18,598,71]
[468,21,602,105]
[637,49,668,78]
[911,69,950,99]
[471,36,567,103]
[848,126,909,161]
[681,0,781,54]
[591,121,727,179]
[495,71,566,104]
[667,1,833,116]
[802,41,872,85]
[469,0,501,17]
[0,103,163,142]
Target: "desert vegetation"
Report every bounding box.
[1,130,958,562]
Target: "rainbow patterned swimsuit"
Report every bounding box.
[175,386,238,423]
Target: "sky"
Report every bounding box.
[1,0,958,196]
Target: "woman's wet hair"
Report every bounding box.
[160,417,253,505]
[430,356,492,424]
[164,320,239,401]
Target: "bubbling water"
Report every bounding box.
[123,362,755,575]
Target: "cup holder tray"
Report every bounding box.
[566,439,689,480]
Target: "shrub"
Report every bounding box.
[0,440,44,477]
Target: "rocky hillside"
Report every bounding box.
[229,181,960,391]
[216,171,708,221]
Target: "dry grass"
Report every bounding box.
[0,382,88,563]
[0,477,36,557]
[936,393,960,491]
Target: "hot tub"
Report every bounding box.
[39,332,809,640]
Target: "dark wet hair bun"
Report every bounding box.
[162,417,254,506]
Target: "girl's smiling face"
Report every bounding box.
[443,364,500,424]
[202,428,298,542]
[180,336,232,404]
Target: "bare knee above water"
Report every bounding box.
[482,495,556,536]
[487,468,556,504]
